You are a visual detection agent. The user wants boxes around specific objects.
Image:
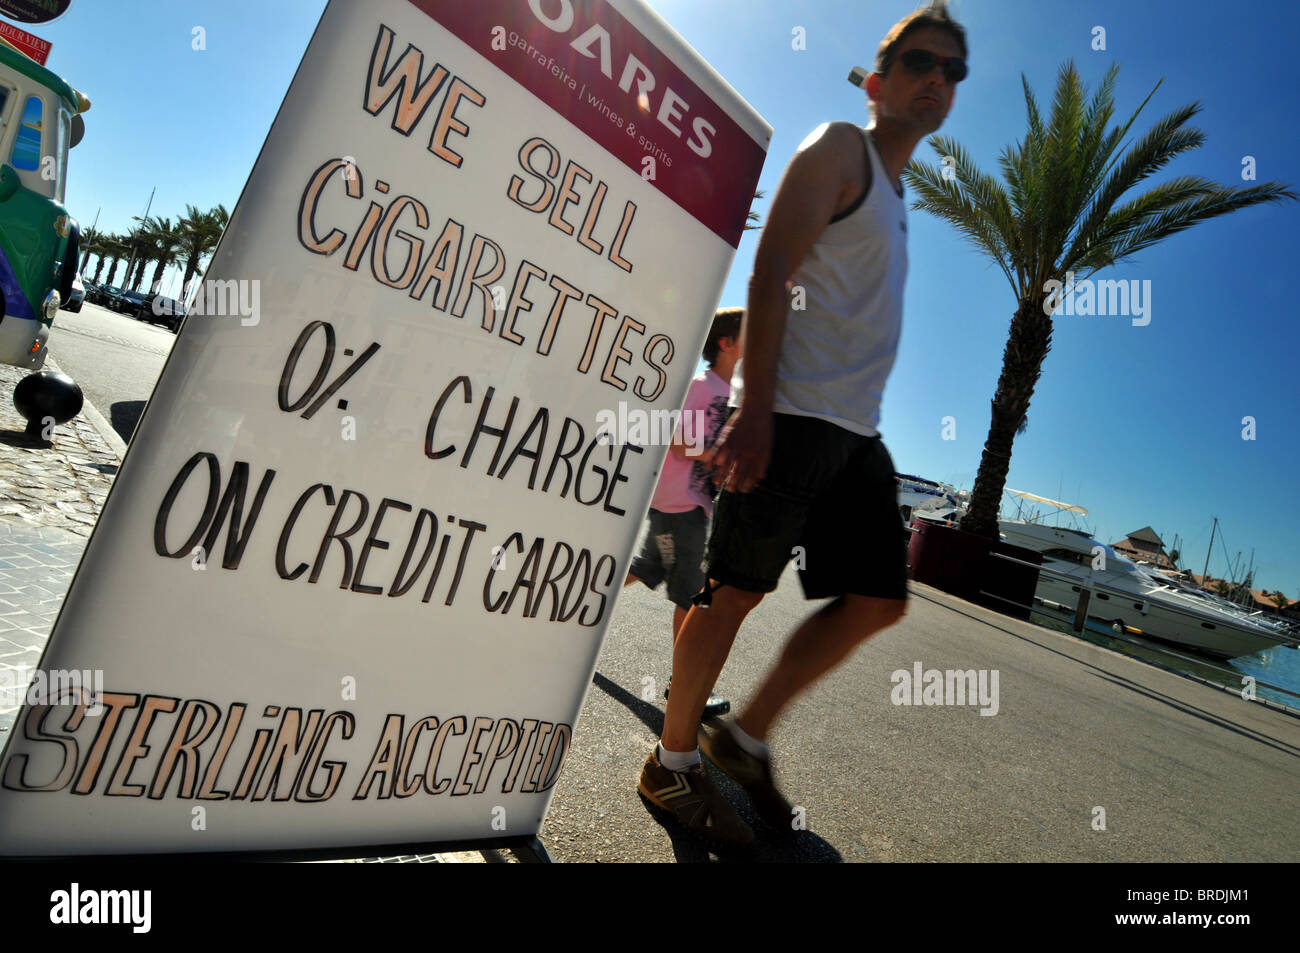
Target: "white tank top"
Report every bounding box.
[733,126,907,437]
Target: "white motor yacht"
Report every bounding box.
[997,493,1299,659]
[896,474,965,524]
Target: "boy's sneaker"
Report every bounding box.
[663,677,732,720]
[637,748,754,849]
[698,720,796,832]
[702,693,731,719]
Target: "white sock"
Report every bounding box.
[728,720,770,759]
[657,743,701,772]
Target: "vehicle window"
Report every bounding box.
[0,83,15,139]
[12,95,42,171]
[56,107,70,203]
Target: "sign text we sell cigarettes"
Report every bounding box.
[302,22,673,402]
[153,21,709,634]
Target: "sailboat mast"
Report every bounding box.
[1201,516,1217,586]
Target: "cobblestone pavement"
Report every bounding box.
[0,361,118,537]
[0,359,120,738]
[0,522,85,736]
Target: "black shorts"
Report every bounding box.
[704,413,908,601]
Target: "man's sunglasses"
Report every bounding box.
[898,48,967,83]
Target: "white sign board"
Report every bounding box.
[0,0,769,855]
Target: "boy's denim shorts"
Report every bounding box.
[630,505,709,610]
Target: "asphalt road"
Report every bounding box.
[547,568,1300,862]
[45,301,173,445]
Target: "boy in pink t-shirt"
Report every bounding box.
[625,309,742,719]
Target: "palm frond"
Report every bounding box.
[1070,99,1201,259]
[1097,182,1298,265]
[905,143,1018,292]
[1066,175,1217,273]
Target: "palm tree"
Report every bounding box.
[102,235,127,286]
[129,235,152,291]
[120,226,153,292]
[78,227,101,274]
[144,216,183,296]
[745,190,766,231]
[905,63,1296,540]
[92,233,114,283]
[1269,590,1288,611]
[177,203,229,300]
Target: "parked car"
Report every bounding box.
[113,288,148,314]
[138,292,185,332]
[87,282,119,306]
[59,271,84,312]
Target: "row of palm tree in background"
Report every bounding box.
[76,203,229,301]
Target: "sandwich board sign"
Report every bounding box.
[0,0,769,857]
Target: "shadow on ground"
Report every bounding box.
[110,400,146,444]
[0,429,48,448]
[591,672,843,863]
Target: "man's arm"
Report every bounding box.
[712,122,862,492]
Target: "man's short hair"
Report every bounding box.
[875,1,968,76]
[868,2,968,120]
[704,307,743,365]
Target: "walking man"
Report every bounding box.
[637,2,968,848]
[625,308,742,719]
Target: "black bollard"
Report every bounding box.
[13,370,83,440]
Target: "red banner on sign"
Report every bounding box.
[410,0,765,249]
[0,21,51,64]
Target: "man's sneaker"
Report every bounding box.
[637,748,754,849]
[698,720,796,833]
[663,677,732,721]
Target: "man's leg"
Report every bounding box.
[731,431,907,741]
[671,604,688,640]
[738,594,905,741]
[660,583,764,753]
[692,594,904,831]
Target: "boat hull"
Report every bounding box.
[999,521,1294,659]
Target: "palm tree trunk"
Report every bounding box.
[149,259,167,295]
[961,296,1054,539]
[93,257,106,282]
[182,252,200,299]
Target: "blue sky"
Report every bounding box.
[33,0,1300,596]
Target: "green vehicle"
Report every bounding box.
[0,42,88,369]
